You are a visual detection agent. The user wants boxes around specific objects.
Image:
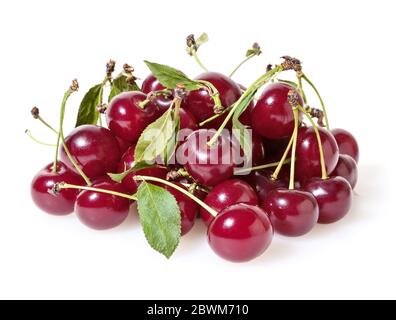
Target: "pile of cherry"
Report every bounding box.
[30,43,359,263]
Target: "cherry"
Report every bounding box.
[331,154,358,189]
[303,176,352,224]
[331,128,360,163]
[31,162,84,215]
[242,171,288,204]
[237,131,265,167]
[115,136,132,155]
[60,125,121,179]
[106,91,160,143]
[117,145,168,194]
[179,108,198,131]
[251,83,303,139]
[262,137,290,162]
[75,177,130,230]
[141,74,173,113]
[200,179,259,226]
[262,189,319,237]
[296,126,339,180]
[164,183,198,236]
[181,129,237,186]
[208,203,273,262]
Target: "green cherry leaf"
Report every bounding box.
[137,181,181,259]
[107,161,153,183]
[108,74,140,102]
[75,84,103,127]
[144,60,202,91]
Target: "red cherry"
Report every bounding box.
[117,145,168,194]
[106,91,159,143]
[182,129,237,186]
[31,162,84,215]
[115,136,132,155]
[331,154,358,189]
[164,183,198,236]
[296,126,339,180]
[262,189,319,237]
[208,204,273,262]
[251,83,303,139]
[331,128,360,163]
[141,74,173,113]
[60,125,121,179]
[201,179,259,226]
[75,178,130,230]
[262,137,290,162]
[303,176,352,224]
[179,108,198,131]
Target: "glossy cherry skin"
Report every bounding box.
[141,74,173,113]
[208,204,273,263]
[236,131,265,167]
[106,91,160,143]
[115,136,132,155]
[31,162,85,215]
[331,154,358,189]
[182,129,237,186]
[303,176,352,224]
[296,126,339,181]
[179,108,198,131]
[60,125,121,179]
[75,178,130,230]
[201,179,259,226]
[252,83,303,139]
[331,128,360,163]
[262,189,319,237]
[165,183,198,236]
[242,171,288,204]
[117,145,168,194]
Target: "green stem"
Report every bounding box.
[302,74,330,129]
[298,106,328,180]
[37,116,58,135]
[297,75,307,105]
[59,183,137,201]
[229,54,255,78]
[207,65,283,147]
[25,130,56,146]
[289,108,299,190]
[134,175,218,217]
[234,159,290,175]
[198,106,232,127]
[271,130,296,180]
[196,79,223,112]
[191,49,209,72]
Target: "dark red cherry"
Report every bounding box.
[262,189,319,237]
[179,108,198,131]
[242,170,288,204]
[115,136,132,155]
[296,126,339,180]
[117,145,168,194]
[208,204,273,262]
[251,83,303,139]
[106,91,159,143]
[262,137,290,162]
[164,183,198,236]
[75,178,130,230]
[331,154,358,189]
[60,125,121,179]
[182,129,237,186]
[303,176,352,224]
[141,74,173,113]
[201,179,259,226]
[331,128,360,163]
[236,131,265,167]
[31,162,84,215]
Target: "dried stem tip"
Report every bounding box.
[50,182,64,196]
[309,107,325,127]
[70,79,79,92]
[106,59,116,77]
[287,89,300,108]
[174,84,187,100]
[31,106,40,119]
[97,103,108,114]
[281,56,302,72]
[123,63,137,83]
[186,34,197,54]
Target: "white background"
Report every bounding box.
[0,0,395,300]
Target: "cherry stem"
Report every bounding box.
[25,129,56,147]
[58,183,137,201]
[191,49,209,72]
[296,74,307,105]
[196,79,223,112]
[298,105,328,180]
[134,175,218,217]
[289,107,300,190]
[207,65,283,147]
[198,106,232,127]
[301,74,330,129]
[229,54,256,78]
[271,130,296,180]
[234,159,291,175]
[36,116,59,135]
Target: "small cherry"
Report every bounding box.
[303,176,352,224]
[208,203,273,263]
[106,91,160,143]
[31,162,84,215]
[251,83,303,139]
[164,183,198,236]
[60,125,121,179]
[331,128,360,163]
[331,154,358,189]
[201,179,259,226]
[75,177,130,230]
[141,74,173,113]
